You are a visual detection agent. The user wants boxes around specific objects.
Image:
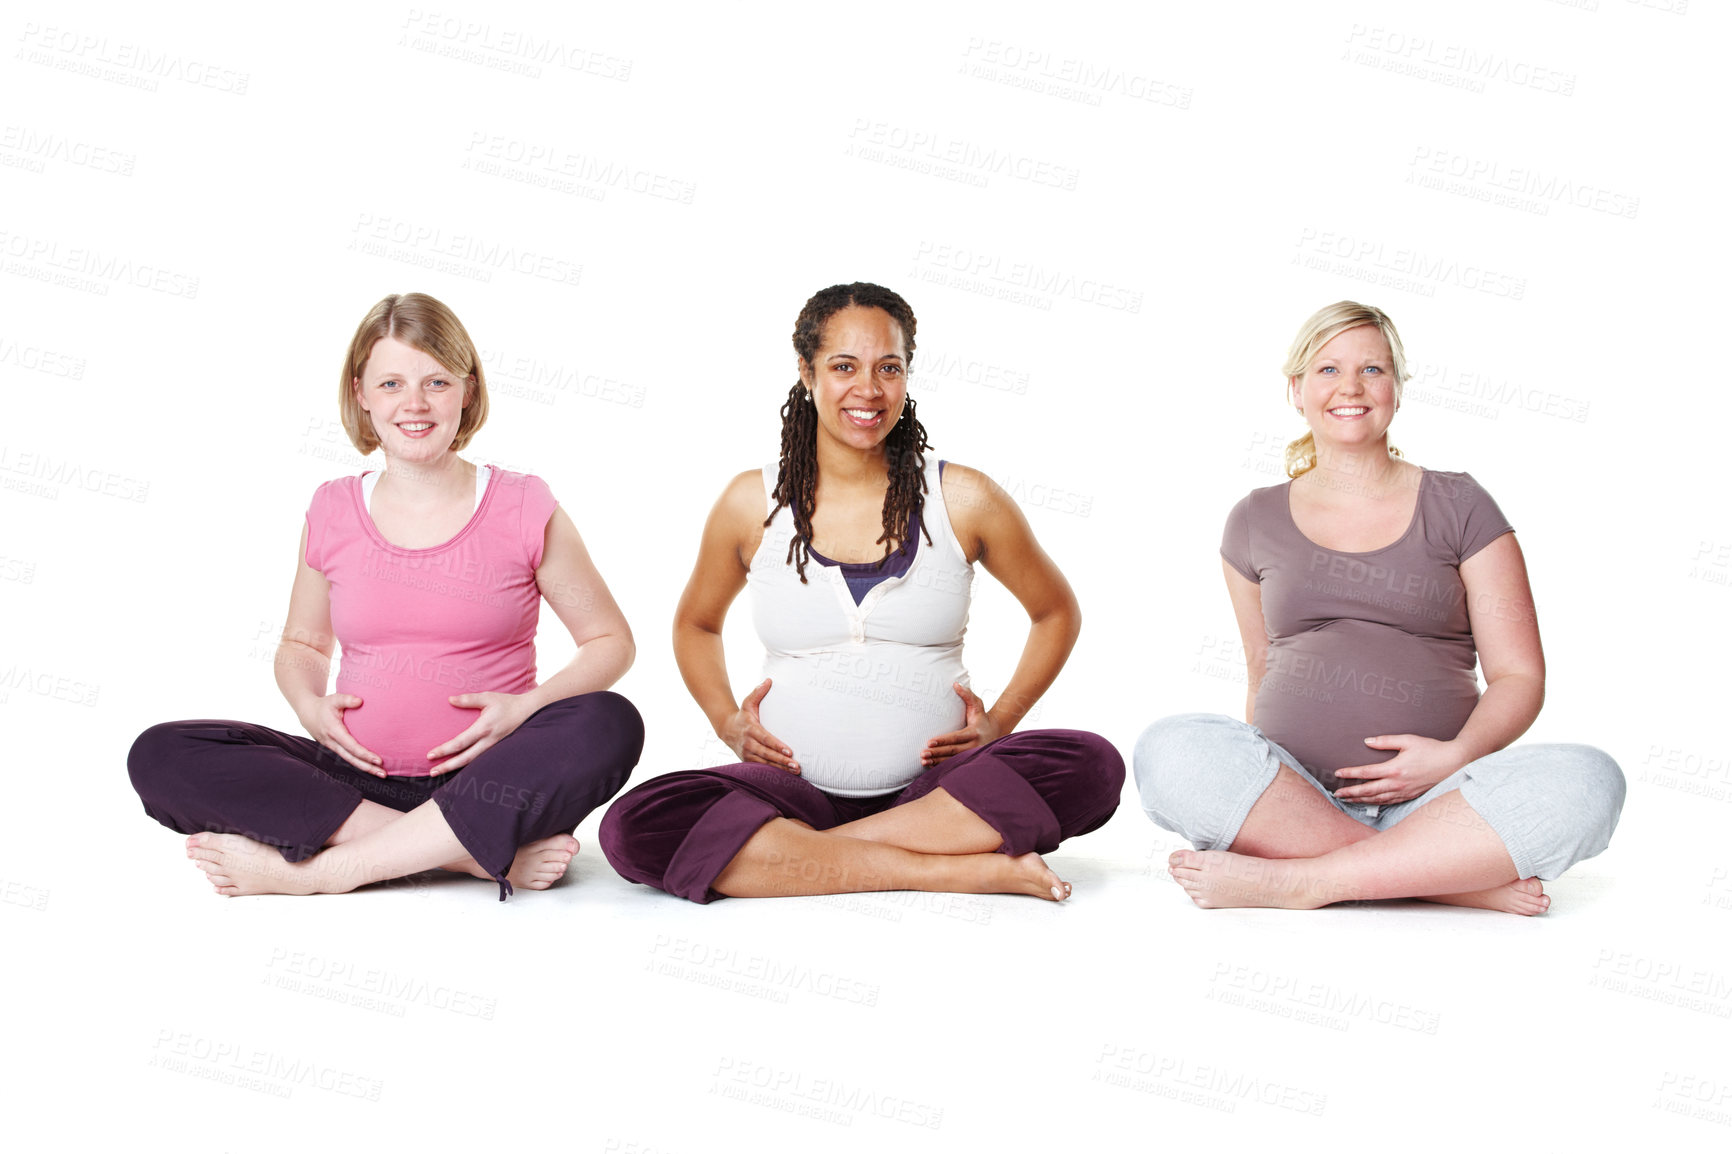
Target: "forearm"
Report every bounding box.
[987,609,1080,733]
[1243,656,1265,725]
[1449,673,1544,765]
[675,622,740,736]
[518,633,636,712]
[274,639,332,718]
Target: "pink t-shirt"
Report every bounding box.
[304,466,558,776]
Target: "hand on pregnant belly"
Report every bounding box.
[425,691,539,774]
[723,679,800,774]
[296,692,386,777]
[1332,733,1465,804]
[921,684,1002,768]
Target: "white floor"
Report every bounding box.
[10,736,1727,1151]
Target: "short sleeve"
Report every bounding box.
[1220,493,1260,582]
[1446,472,1514,562]
[518,473,558,570]
[303,480,338,572]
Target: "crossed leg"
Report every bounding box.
[186,799,578,897]
[714,788,1070,901]
[1168,765,1548,916]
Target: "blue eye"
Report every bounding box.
[1364,366,1381,374]
[1319,366,1336,375]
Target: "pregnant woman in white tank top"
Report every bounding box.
[598,283,1124,903]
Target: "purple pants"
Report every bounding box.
[598,729,1124,903]
[127,691,644,900]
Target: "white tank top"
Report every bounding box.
[749,458,974,796]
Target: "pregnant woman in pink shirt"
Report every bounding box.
[128,293,642,898]
[1135,301,1623,915]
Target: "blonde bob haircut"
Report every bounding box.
[1282,300,1408,479]
[339,293,489,455]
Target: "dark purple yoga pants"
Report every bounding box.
[598,729,1124,903]
[128,691,644,899]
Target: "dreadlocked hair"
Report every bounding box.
[768,282,932,584]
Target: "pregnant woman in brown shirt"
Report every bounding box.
[1134,301,1624,915]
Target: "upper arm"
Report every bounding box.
[674,469,764,636]
[535,506,633,651]
[942,464,1078,626]
[282,522,336,656]
[1223,559,1267,674]
[1460,531,1544,685]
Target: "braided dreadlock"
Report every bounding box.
[768,283,933,583]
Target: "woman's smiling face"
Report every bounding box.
[800,305,909,454]
[1290,323,1399,449]
[353,336,472,463]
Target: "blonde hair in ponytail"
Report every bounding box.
[1282,301,1409,478]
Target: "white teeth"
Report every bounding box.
[400,423,434,431]
[1330,407,1368,416]
[844,409,879,420]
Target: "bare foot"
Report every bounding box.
[1168,849,1349,910]
[1421,877,1550,916]
[442,835,580,891]
[508,835,579,890]
[988,852,1072,901]
[186,832,352,897]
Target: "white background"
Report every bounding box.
[4,0,1727,1149]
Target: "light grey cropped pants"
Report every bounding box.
[1133,713,1625,880]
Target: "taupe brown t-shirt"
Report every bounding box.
[1221,470,1513,792]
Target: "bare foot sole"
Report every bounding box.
[1421,877,1549,916]
[187,832,346,897]
[442,835,580,890]
[1168,849,1345,910]
[992,852,1072,901]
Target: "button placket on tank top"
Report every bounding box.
[820,548,917,645]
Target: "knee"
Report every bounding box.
[587,691,647,762]
[545,692,645,769]
[1132,713,1235,810]
[597,778,705,893]
[1053,729,1126,801]
[1558,745,1627,831]
[596,788,649,871]
[127,721,198,797]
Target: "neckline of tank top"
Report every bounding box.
[806,508,922,573]
[355,464,496,555]
[758,459,966,626]
[801,458,946,572]
[1282,466,1430,558]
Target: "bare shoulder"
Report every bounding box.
[709,467,773,566]
[718,467,769,516]
[939,462,1025,561]
[937,461,1008,521]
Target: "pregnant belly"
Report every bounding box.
[335,681,478,777]
[758,649,968,796]
[1255,623,1479,793]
